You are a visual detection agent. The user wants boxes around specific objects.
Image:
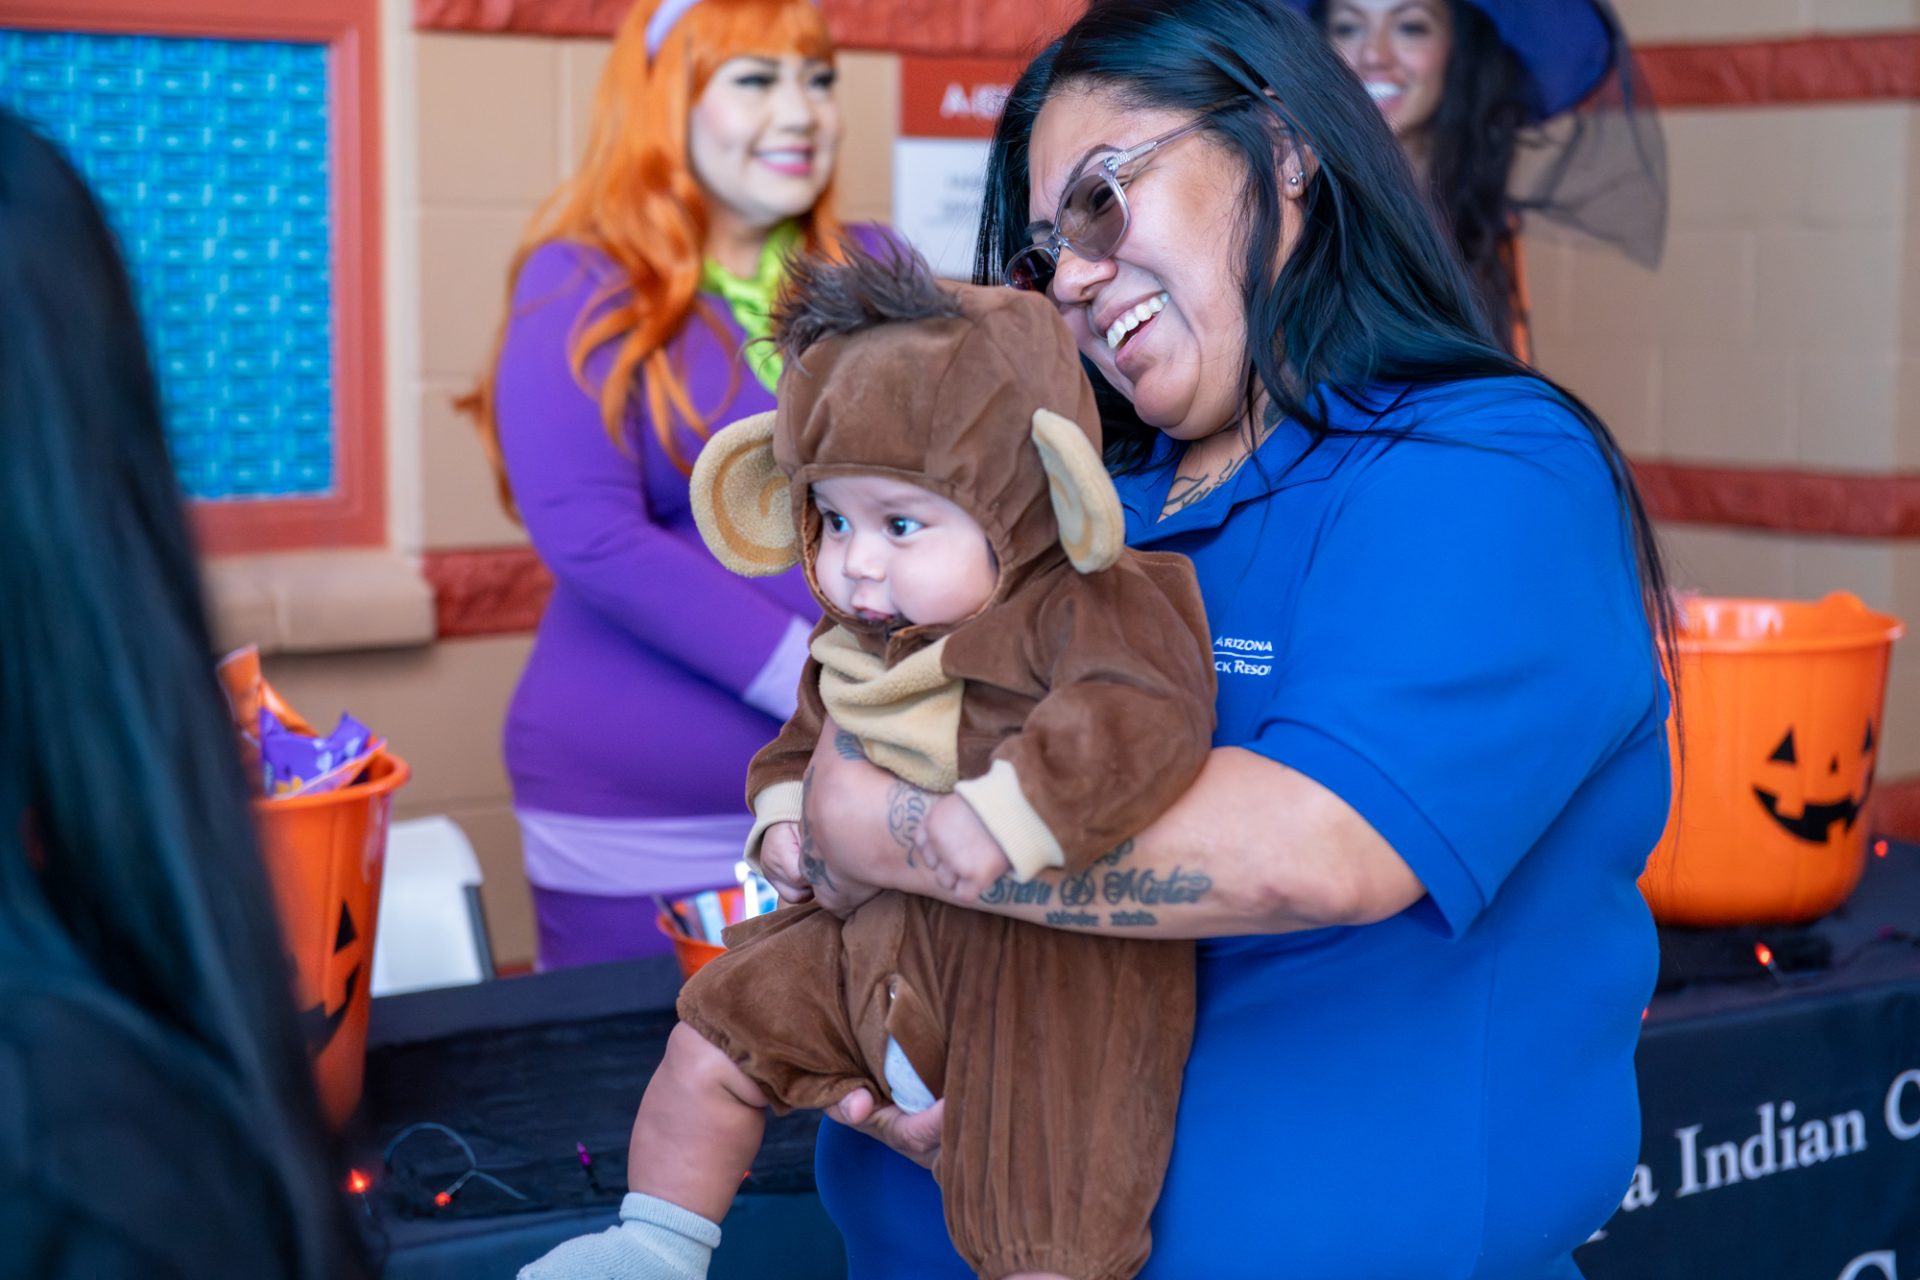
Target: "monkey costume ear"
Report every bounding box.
[1030,408,1124,574]
[689,412,798,576]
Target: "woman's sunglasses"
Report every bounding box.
[1004,117,1211,295]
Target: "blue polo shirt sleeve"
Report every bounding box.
[1248,415,1662,937]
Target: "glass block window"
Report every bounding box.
[0,29,334,500]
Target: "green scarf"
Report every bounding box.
[701,221,803,394]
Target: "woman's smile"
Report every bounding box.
[1028,89,1257,440]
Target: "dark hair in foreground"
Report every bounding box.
[972,0,1678,676]
[0,111,368,1277]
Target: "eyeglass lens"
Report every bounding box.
[1007,169,1130,292]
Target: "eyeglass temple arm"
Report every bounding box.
[1108,118,1211,170]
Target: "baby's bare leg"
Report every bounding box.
[627,1022,770,1222]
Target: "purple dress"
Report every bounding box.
[494,230,887,968]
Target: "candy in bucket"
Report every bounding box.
[655,862,780,979]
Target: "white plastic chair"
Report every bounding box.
[372,815,495,997]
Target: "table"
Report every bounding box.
[1576,843,1920,1280]
[360,847,1920,1279]
[358,957,847,1280]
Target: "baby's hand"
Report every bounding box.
[758,822,813,904]
[917,795,1014,901]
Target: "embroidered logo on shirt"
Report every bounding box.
[1213,635,1274,677]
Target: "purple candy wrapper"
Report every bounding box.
[259,706,384,799]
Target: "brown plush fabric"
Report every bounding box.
[679,253,1216,1280]
[679,896,1194,1280]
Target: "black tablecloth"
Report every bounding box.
[357,957,845,1280]
[1577,845,1920,1280]
[360,847,1920,1279]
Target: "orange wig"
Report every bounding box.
[466,0,843,512]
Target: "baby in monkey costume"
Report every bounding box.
[521,247,1215,1280]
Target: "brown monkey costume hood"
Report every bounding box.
[691,245,1126,652]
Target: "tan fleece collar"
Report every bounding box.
[812,625,963,793]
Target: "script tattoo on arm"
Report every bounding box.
[887,779,930,867]
[980,839,1136,908]
[980,838,1202,930]
[798,763,837,891]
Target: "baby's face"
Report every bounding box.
[810,474,997,629]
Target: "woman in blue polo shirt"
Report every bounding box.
[796,0,1674,1274]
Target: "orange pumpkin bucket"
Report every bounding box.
[255,751,410,1128]
[1641,593,1902,926]
[657,911,727,981]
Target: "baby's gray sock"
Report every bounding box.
[516,1192,722,1280]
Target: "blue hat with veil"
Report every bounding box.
[1455,0,1616,120]
[1283,0,1621,120]
[1286,0,1667,267]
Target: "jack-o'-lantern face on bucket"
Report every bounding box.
[256,751,407,1128]
[299,899,364,1053]
[1636,593,1902,929]
[1752,720,1878,844]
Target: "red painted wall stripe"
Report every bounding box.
[420,544,1920,845]
[1632,462,1920,540]
[1637,32,1920,108]
[413,5,1920,110]
[1872,775,1920,843]
[423,547,551,638]
[425,463,1920,638]
[413,0,1084,56]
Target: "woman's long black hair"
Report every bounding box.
[0,112,368,1277]
[1423,1,1533,348]
[972,0,1677,671]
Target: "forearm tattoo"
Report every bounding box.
[798,763,837,891]
[834,729,865,761]
[977,837,1210,928]
[886,779,929,867]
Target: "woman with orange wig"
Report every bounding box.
[468,0,889,970]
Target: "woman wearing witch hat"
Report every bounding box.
[1302,0,1666,359]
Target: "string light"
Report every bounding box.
[1753,942,1775,968]
[575,1141,605,1195]
[1874,839,1889,858]
[383,1122,531,1214]
[345,1168,375,1220]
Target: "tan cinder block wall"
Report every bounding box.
[1611,0,1920,40]
[1525,90,1920,774]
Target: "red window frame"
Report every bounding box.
[6,0,386,554]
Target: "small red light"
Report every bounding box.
[346,1170,370,1195]
[1875,840,1889,858]
[434,1191,452,1208]
[1640,1007,1648,1021]
[1754,942,1775,967]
